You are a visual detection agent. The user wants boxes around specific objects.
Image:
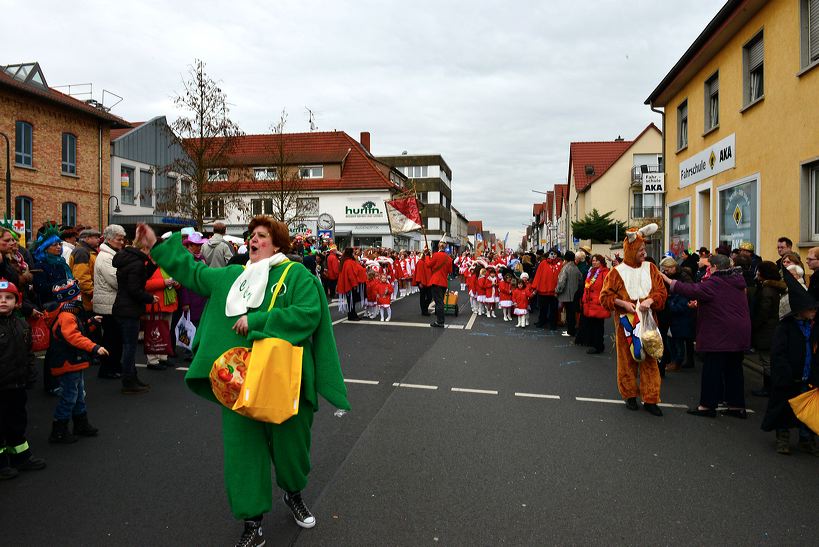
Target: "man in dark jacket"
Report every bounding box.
[751,261,787,397]
[112,245,157,394]
[761,273,819,455]
[663,254,751,418]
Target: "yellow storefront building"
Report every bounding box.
[646,0,819,260]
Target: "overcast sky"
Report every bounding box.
[5,0,721,245]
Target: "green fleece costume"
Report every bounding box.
[151,233,350,519]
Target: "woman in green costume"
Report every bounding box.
[135,216,349,547]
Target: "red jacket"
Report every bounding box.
[50,310,100,376]
[428,252,452,287]
[413,256,431,286]
[326,252,340,281]
[532,258,563,296]
[512,287,530,310]
[483,275,498,299]
[376,280,392,306]
[582,266,610,319]
[366,278,379,303]
[337,258,367,294]
[144,267,179,314]
[498,280,513,301]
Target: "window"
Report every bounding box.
[668,200,691,256]
[120,166,135,205]
[801,0,819,68]
[14,196,33,242]
[632,192,662,218]
[203,198,225,219]
[61,202,77,227]
[441,194,449,208]
[417,192,428,204]
[299,165,323,179]
[251,198,273,215]
[718,179,758,250]
[676,100,688,150]
[427,217,441,230]
[704,73,719,131]
[743,32,764,105]
[428,191,441,204]
[15,121,32,166]
[404,165,428,178]
[61,133,77,174]
[181,178,191,197]
[140,170,152,207]
[297,197,319,216]
[809,163,819,239]
[207,169,228,182]
[254,167,277,180]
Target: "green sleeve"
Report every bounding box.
[150,232,226,298]
[246,267,321,343]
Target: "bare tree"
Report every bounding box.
[253,110,316,229]
[159,59,248,230]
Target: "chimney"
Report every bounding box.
[360,131,371,152]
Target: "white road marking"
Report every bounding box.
[344,378,379,385]
[451,387,498,395]
[465,312,477,330]
[575,397,627,405]
[392,382,438,390]
[332,317,347,325]
[175,367,189,371]
[657,402,689,409]
[339,320,465,329]
[515,392,561,400]
[136,364,147,368]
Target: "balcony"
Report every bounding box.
[631,206,664,219]
[631,164,661,186]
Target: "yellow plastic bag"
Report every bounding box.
[789,387,819,435]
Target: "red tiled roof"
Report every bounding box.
[198,131,400,192]
[546,192,554,221]
[468,221,483,235]
[568,123,661,193]
[554,184,568,217]
[533,203,543,216]
[0,70,130,127]
[111,121,144,141]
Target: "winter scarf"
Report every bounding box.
[225,253,288,317]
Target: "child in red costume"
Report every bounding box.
[376,272,392,322]
[599,224,667,416]
[498,273,514,322]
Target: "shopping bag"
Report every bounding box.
[636,302,664,360]
[174,311,196,351]
[143,305,173,355]
[789,387,819,435]
[210,340,303,424]
[27,315,50,352]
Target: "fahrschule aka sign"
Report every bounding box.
[678,133,736,188]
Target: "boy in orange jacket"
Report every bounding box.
[48,280,107,444]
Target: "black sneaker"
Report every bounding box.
[283,491,316,528]
[235,520,265,547]
[625,397,638,411]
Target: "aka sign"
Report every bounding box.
[642,173,665,194]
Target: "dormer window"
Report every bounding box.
[299,165,323,179]
[207,169,228,182]
[254,167,277,181]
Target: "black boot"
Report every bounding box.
[73,413,99,437]
[10,449,46,471]
[121,377,150,394]
[49,419,78,444]
[0,454,19,480]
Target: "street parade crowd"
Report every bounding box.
[1,216,818,546]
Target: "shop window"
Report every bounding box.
[61,133,77,175]
[676,100,688,150]
[743,32,764,106]
[61,202,77,227]
[808,163,819,240]
[15,121,33,167]
[14,196,33,242]
[120,166,135,205]
[800,0,819,69]
[718,179,757,250]
[704,72,719,131]
[668,200,691,256]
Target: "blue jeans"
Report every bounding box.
[118,317,141,380]
[53,371,87,421]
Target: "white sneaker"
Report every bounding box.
[561,331,571,337]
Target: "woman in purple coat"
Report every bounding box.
[661,254,751,418]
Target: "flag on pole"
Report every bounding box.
[475,232,484,255]
[385,197,423,234]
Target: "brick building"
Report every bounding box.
[0,62,128,242]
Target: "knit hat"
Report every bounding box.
[0,278,21,302]
[52,279,81,304]
[783,270,818,317]
[757,261,780,281]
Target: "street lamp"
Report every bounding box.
[108,195,121,217]
[0,132,10,217]
[531,190,548,195]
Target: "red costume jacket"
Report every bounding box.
[531,258,563,296]
[582,266,610,319]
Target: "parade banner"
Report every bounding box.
[385,197,423,234]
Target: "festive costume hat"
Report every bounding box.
[0,278,21,302]
[33,222,63,260]
[0,217,20,241]
[53,279,81,304]
[623,223,658,267]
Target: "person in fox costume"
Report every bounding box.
[599,223,667,416]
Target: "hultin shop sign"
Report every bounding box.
[678,133,736,188]
[345,200,383,219]
[642,173,665,193]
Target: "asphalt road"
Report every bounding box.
[4,286,818,546]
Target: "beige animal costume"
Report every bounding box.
[599,224,668,403]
